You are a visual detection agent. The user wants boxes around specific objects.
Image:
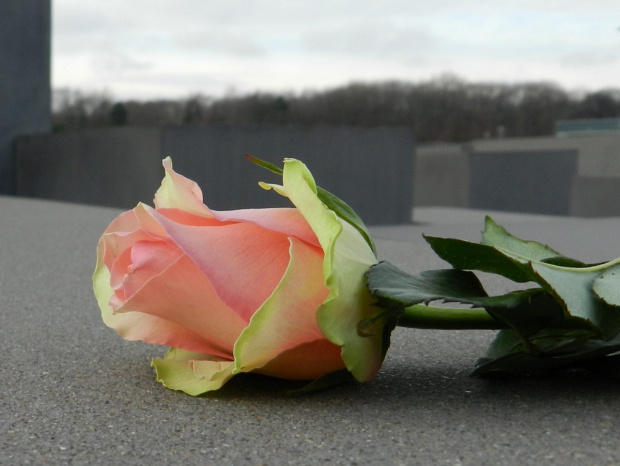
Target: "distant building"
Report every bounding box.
[415,132,620,217]
[556,118,620,137]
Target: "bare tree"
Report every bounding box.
[51,77,620,141]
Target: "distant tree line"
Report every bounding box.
[52,75,620,142]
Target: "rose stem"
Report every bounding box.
[397,304,505,330]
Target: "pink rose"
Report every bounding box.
[93,157,386,395]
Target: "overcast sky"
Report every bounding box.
[52,1,620,101]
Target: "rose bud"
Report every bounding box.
[93,157,389,395]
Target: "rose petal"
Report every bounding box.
[107,310,221,355]
[150,212,291,321]
[155,157,319,246]
[211,208,320,247]
[255,339,345,380]
[233,237,343,379]
[101,204,169,271]
[115,252,247,356]
[109,247,133,297]
[120,240,183,299]
[94,261,225,356]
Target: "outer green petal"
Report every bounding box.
[317,220,384,381]
[262,159,383,382]
[151,348,235,396]
[94,241,140,334]
[93,248,115,325]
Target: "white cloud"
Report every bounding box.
[175,30,266,57]
[51,0,620,100]
[301,19,436,62]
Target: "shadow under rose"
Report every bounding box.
[137,359,620,407]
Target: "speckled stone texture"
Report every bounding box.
[2,197,619,465]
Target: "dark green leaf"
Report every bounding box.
[423,236,535,283]
[592,264,620,307]
[424,217,589,283]
[484,291,567,337]
[473,329,620,377]
[530,261,620,339]
[541,256,590,268]
[426,218,620,339]
[482,216,565,261]
[366,261,489,309]
[366,261,571,335]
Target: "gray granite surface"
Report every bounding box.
[2,197,620,465]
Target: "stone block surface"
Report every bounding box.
[469,149,578,215]
[16,125,415,224]
[414,144,469,207]
[16,127,163,207]
[0,0,51,194]
[570,175,620,217]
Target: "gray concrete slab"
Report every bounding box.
[2,197,620,465]
[15,125,414,224]
[0,0,51,194]
[468,149,578,216]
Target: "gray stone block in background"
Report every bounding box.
[16,125,415,225]
[413,143,470,208]
[16,127,164,208]
[414,135,620,218]
[0,0,51,194]
[570,175,620,218]
[469,150,578,216]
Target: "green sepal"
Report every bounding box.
[245,155,284,176]
[286,312,398,396]
[246,154,376,255]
